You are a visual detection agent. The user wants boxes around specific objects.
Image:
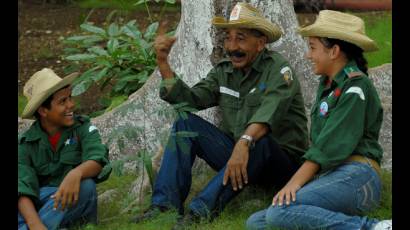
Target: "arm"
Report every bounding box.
[223,123,269,191]
[18,196,47,230]
[272,160,320,206]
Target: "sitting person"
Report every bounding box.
[246,10,391,230]
[131,2,309,228]
[18,68,112,230]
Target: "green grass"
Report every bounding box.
[73,167,392,230]
[355,11,392,67]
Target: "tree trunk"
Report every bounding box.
[18,0,392,171]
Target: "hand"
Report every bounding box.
[52,169,82,211]
[223,140,249,191]
[272,182,301,206]
[154,21,176,63]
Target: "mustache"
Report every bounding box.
[227,50,246,58]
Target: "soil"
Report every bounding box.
[18,0,313,115]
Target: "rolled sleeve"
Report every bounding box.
[18,144,39,201]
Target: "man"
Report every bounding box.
[131,2,308,226]
[18,68,112,230]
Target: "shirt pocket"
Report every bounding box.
[219,95,239,109]
[245,92,262,107]
[59,147,82,166]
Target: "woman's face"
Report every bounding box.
[306,37,333,76]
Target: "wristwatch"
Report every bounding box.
[240,134,255,148]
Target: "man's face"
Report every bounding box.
[223,28,266,71]
[39,86,75,130]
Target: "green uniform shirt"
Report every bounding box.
[160,49,308,161]
[303,61,384,172]
[18,115,112,203]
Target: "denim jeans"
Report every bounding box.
[246,161,382,230]
[152,113,299,218]
[18,179,97,230]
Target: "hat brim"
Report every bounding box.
[21,72,79,119]
[212,16,282,43]
[298,24,378,52]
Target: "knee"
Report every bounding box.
[246,210,266,230]
[79,179,97,198]
[265,205,287,227]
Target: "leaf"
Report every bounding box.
[72,80,93,96]
[80,23,107,36]
[144,22,159,41]
[63,47,82,55]
[107,39,119,54]
[165,0,176,4]
[108,23,120,37]
[134,0,145,5]
[65,53,97,61]
[66,35,99,41]
[87,46,108,56]
[122,24,142,39]
[91,67,109,81]
[105,95,128,112]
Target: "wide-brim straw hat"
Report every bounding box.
[22,68,79,119]
[212,2,282,43]
[298,10,378,52]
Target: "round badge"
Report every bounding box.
[319,101,328,116]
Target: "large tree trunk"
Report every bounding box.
[18,0,392,171]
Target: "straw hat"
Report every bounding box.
[298,10,378,52]
[212,2,282,43]
[22,68,79,119]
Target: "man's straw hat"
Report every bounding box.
[298,10,378,52]
[212,2,282,43]
[22,68,78,119]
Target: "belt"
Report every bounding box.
[345,155,381,177]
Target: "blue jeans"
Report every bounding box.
[246,162,382,230]
[18,179,97,230]
[152,113,299,218]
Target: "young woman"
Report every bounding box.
[246,10,391,230]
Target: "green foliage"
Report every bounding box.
[18,95,28,116]
[358,11,392,67]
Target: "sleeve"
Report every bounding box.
[159,67,220,110]
[303,81,368,171]
[247,64,298,130]
[79,122,112,183]
[18,141,40,201]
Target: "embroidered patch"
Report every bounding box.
[319,101,329,117]
[345,87,365,100]
[280,66,293,86]
[220,86,240,98]
[89,125,98,133]
[249,88,256,94]
[258,82,266,92]
[229,4,242,21]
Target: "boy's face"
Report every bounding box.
[40,87,75,129]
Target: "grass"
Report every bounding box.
[355,11,392,67]
[72,167,392,230]
[18,95,27,117]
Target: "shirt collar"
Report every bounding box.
[319,60,359,87]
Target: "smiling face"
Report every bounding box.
[306,37,334,76]
[38,86,75,135]
[223,28,267,71]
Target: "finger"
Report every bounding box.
[235,167,243,189]
[60,193,67,211]
[230,170,238,191]
[272,194,278,206]
[291,189,297,203]
[53,192,61,210]
[66,193,73,209]
[157,20,169,36]
[241,164,248,184]
[285,191,291,206]
[278,192,284,206]
[223,168,229,185]
[73,192,79,206]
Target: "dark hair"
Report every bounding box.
[249,29,265,38]
[319,38,368,75]
[33,85,70,120]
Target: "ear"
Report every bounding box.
[329,44,341,60]
[37,106,48,118]
[256,36,267,52]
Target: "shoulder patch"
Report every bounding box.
[280,66,293,86]
[89,125,98,133]
[345,86,365,100]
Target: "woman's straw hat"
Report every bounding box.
[298,10,378,52]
